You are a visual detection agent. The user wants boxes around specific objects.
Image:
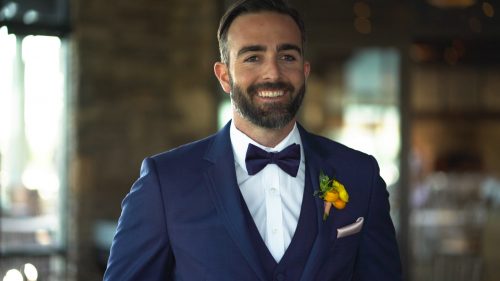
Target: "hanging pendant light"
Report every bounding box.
[427,0,476,9]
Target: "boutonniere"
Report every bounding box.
[314,171,349,221]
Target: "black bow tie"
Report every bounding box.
[245,143,301,177]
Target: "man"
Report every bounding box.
[104,0,402,280]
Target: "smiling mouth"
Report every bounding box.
[257,90,285,98]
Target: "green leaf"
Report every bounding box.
[319,170,333,193]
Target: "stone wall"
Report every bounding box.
[70,0,220,279]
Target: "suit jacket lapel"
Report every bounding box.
[298,124,343,281]
[203,122,267,281]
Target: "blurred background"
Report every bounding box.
[1,0,500,280]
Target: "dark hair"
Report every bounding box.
[217,0,306,64]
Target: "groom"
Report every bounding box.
[104,0,402,280]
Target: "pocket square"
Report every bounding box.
[337,217,364,238]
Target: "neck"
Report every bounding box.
[232,114,295,148]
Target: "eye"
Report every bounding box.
[281,54,297,61]
[244,55,259,62]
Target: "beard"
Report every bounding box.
[229,77,306,129]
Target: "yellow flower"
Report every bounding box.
[332,180,349,203]
[314,171,349,221]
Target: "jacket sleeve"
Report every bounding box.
[353,156,402,281]
[103,157,174,281]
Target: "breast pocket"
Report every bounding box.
[315,233,361,280]
[334,231,360,250]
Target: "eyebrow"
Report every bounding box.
[236,45,266,58]
[236,43,303,58]
[277,43,302,55]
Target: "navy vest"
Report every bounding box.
[241,166,318,281]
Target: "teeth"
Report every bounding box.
[258,91,284,98]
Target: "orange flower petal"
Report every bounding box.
[324,191,339,202]
[333,199,346,209]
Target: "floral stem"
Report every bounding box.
[323,202,332,221]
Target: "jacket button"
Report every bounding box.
[275,273,285,281]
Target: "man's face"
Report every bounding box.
[215,12,310,129]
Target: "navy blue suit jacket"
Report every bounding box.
[104,122,402,281]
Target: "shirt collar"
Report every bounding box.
[230,121,303,173]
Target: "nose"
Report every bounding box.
[262,59,280,81]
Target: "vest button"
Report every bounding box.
[275,273,286,281]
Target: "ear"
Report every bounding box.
[214,62,231,94]
[303,61,311,80]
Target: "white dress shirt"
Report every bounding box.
[230,122,306,262]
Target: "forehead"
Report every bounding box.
[226,12,302,52]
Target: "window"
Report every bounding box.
[0,25,67,281]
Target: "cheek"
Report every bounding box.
[287,71,306,85]
[281,65,306,78]
[230,69,255,88]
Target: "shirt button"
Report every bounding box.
[272,228,278,234]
